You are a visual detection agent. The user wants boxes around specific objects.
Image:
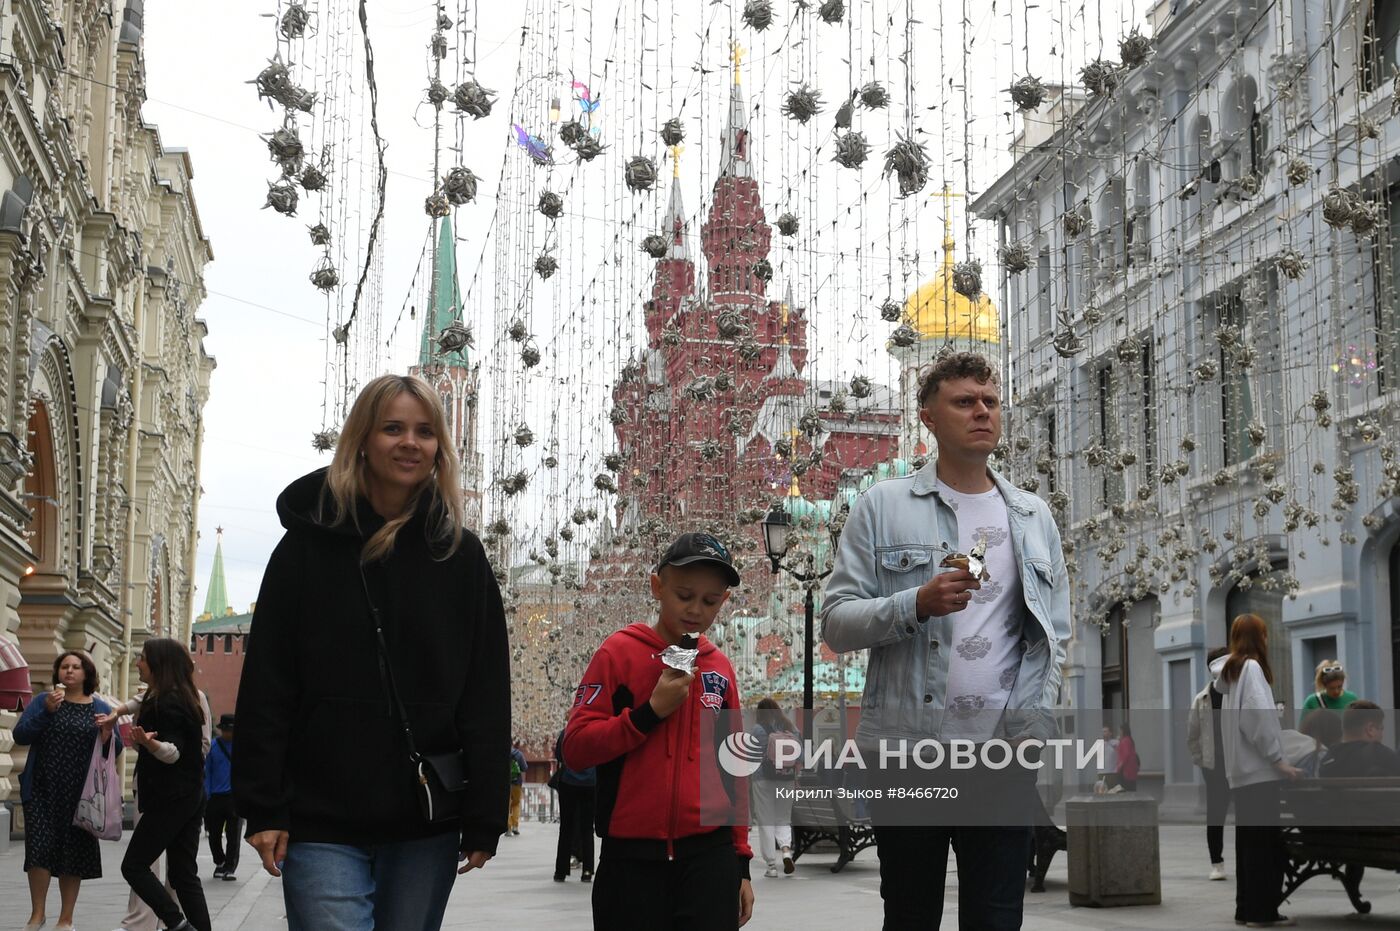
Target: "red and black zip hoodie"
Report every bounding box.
[562,623,752,879]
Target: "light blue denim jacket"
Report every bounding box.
[820,459,1070,746]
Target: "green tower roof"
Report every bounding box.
[201,528,229,619]
[419,216,468,367]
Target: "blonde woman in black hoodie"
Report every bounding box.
[234,374,510,931]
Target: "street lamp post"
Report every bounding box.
[761,502,842,742]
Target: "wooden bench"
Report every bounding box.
[1278,777,1400,915]
[790,792,877,873]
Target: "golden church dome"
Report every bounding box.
[901,220,1000,346]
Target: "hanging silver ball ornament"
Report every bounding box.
[660,118,685,146]
[774,437,794,459]
[1052,328,1084,358]
[437,321,473,353]
[594,473,618,494]
[1080,59,1124,98]
[280,3,310,39]
[507,319,528,342]
[452,80,496,119]
[266,126,305,174]
[826,390,848,414]
[685,376,717,402]
[1062,210,1089,239]
[641,234,667,258]
[299,163,327,192]
[858,81,890,109]
[308,223,331,246]
[1322,187,1357,228]
[1118,28,1152,69]
[661,323,683,347]
[890,323,919,347]
[1009,75,1047,112]
[520,340,541,368]
[832,131,871,169]
[311,429,339,452]
[252,58,292,104]
[713,372,734,392]
[424,192,451,218]
[277,81,317,114]
[309,257,338,292]
[430,32,448,61]
[849,374,873,398]
[776,212,799,236]
[798,409,823,436]
[1276,249,1307,281]
[818,0,845,23]
[603,452,626,472]
[442,167,479,205]
[1286,157,1310,187]
[951,259,982,299]
[513,425,534,448]
[625,156,658,192]
[736,339,762,362]
[751,258,774,282]
[500,471,529,496]
[699,439,724,462]
[1350,200,1381,238]
[1247,421,1267,447]
[332,324,349,345]
[559,120,586,148]
[883,133,931,197]
[264,179,300,216]
[559,527,574,543]
[998,241,1031,274]
[880,298,903,322]
[534,253,558,280]
[782,85,824,124]
[486,518,511,538]
[436,12,453,30]
[573,135,606,162]
[538,190,564,219]
[742,0,774,31]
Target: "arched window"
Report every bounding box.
[21,401,58,571]
[1226,563,1293,707]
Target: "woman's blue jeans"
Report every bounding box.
[282,832,459,931]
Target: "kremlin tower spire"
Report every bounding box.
[646,146,696,345]
[199,528,229,620]
[720,42,751,179]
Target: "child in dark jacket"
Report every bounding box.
[563,532,755,929]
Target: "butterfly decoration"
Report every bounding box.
[512,123,553,164]
[571,79,603,124]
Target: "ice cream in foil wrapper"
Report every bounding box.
[659,633,700,673]
[940,538,991,581]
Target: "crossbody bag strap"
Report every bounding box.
[358,565,421,763]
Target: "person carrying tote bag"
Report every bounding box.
[72,727,123,840]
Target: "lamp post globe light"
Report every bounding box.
[760,499,839,742]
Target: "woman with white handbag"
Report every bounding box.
[14,650,121,931]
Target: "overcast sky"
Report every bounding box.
[143,0,1142,613]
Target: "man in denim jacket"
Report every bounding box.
[822,351,1070,930]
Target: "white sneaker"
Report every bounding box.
[763,865,779,878]
[1210,863,1227,881]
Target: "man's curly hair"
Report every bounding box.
[916,351,1000,408]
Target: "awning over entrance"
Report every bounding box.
[0,638,31,712]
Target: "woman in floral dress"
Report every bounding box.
[15,650,121,931]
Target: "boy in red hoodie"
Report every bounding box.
[563,532,755,929]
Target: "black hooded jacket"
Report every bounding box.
[232,468,510,854]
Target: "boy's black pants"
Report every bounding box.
[592,836,741,930]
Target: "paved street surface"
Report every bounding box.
[2,820,1399,930]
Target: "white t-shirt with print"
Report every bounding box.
[936,480,1024,741]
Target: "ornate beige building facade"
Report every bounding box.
[0,0,214,809]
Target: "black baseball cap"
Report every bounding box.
[656,532,741,587]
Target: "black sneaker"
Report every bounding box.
[581,871,593,883]
[212,867,226,880]
[221,872,238,881]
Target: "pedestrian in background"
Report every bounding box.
[234,374,510,931]
[748,697,798,878]
[508,740,527,836]
[205,714,241,880]
[552,727,596,882]
[103,688,211,931]
[119,637,211,931]
[1300,660,1357,717]
[1212,613,1301,929]
[15,651,121,931]
[1320,701,1400,777]
[1188,646,1232,881]
[1114,722,1139,791]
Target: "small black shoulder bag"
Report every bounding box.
[359,567,469,823]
